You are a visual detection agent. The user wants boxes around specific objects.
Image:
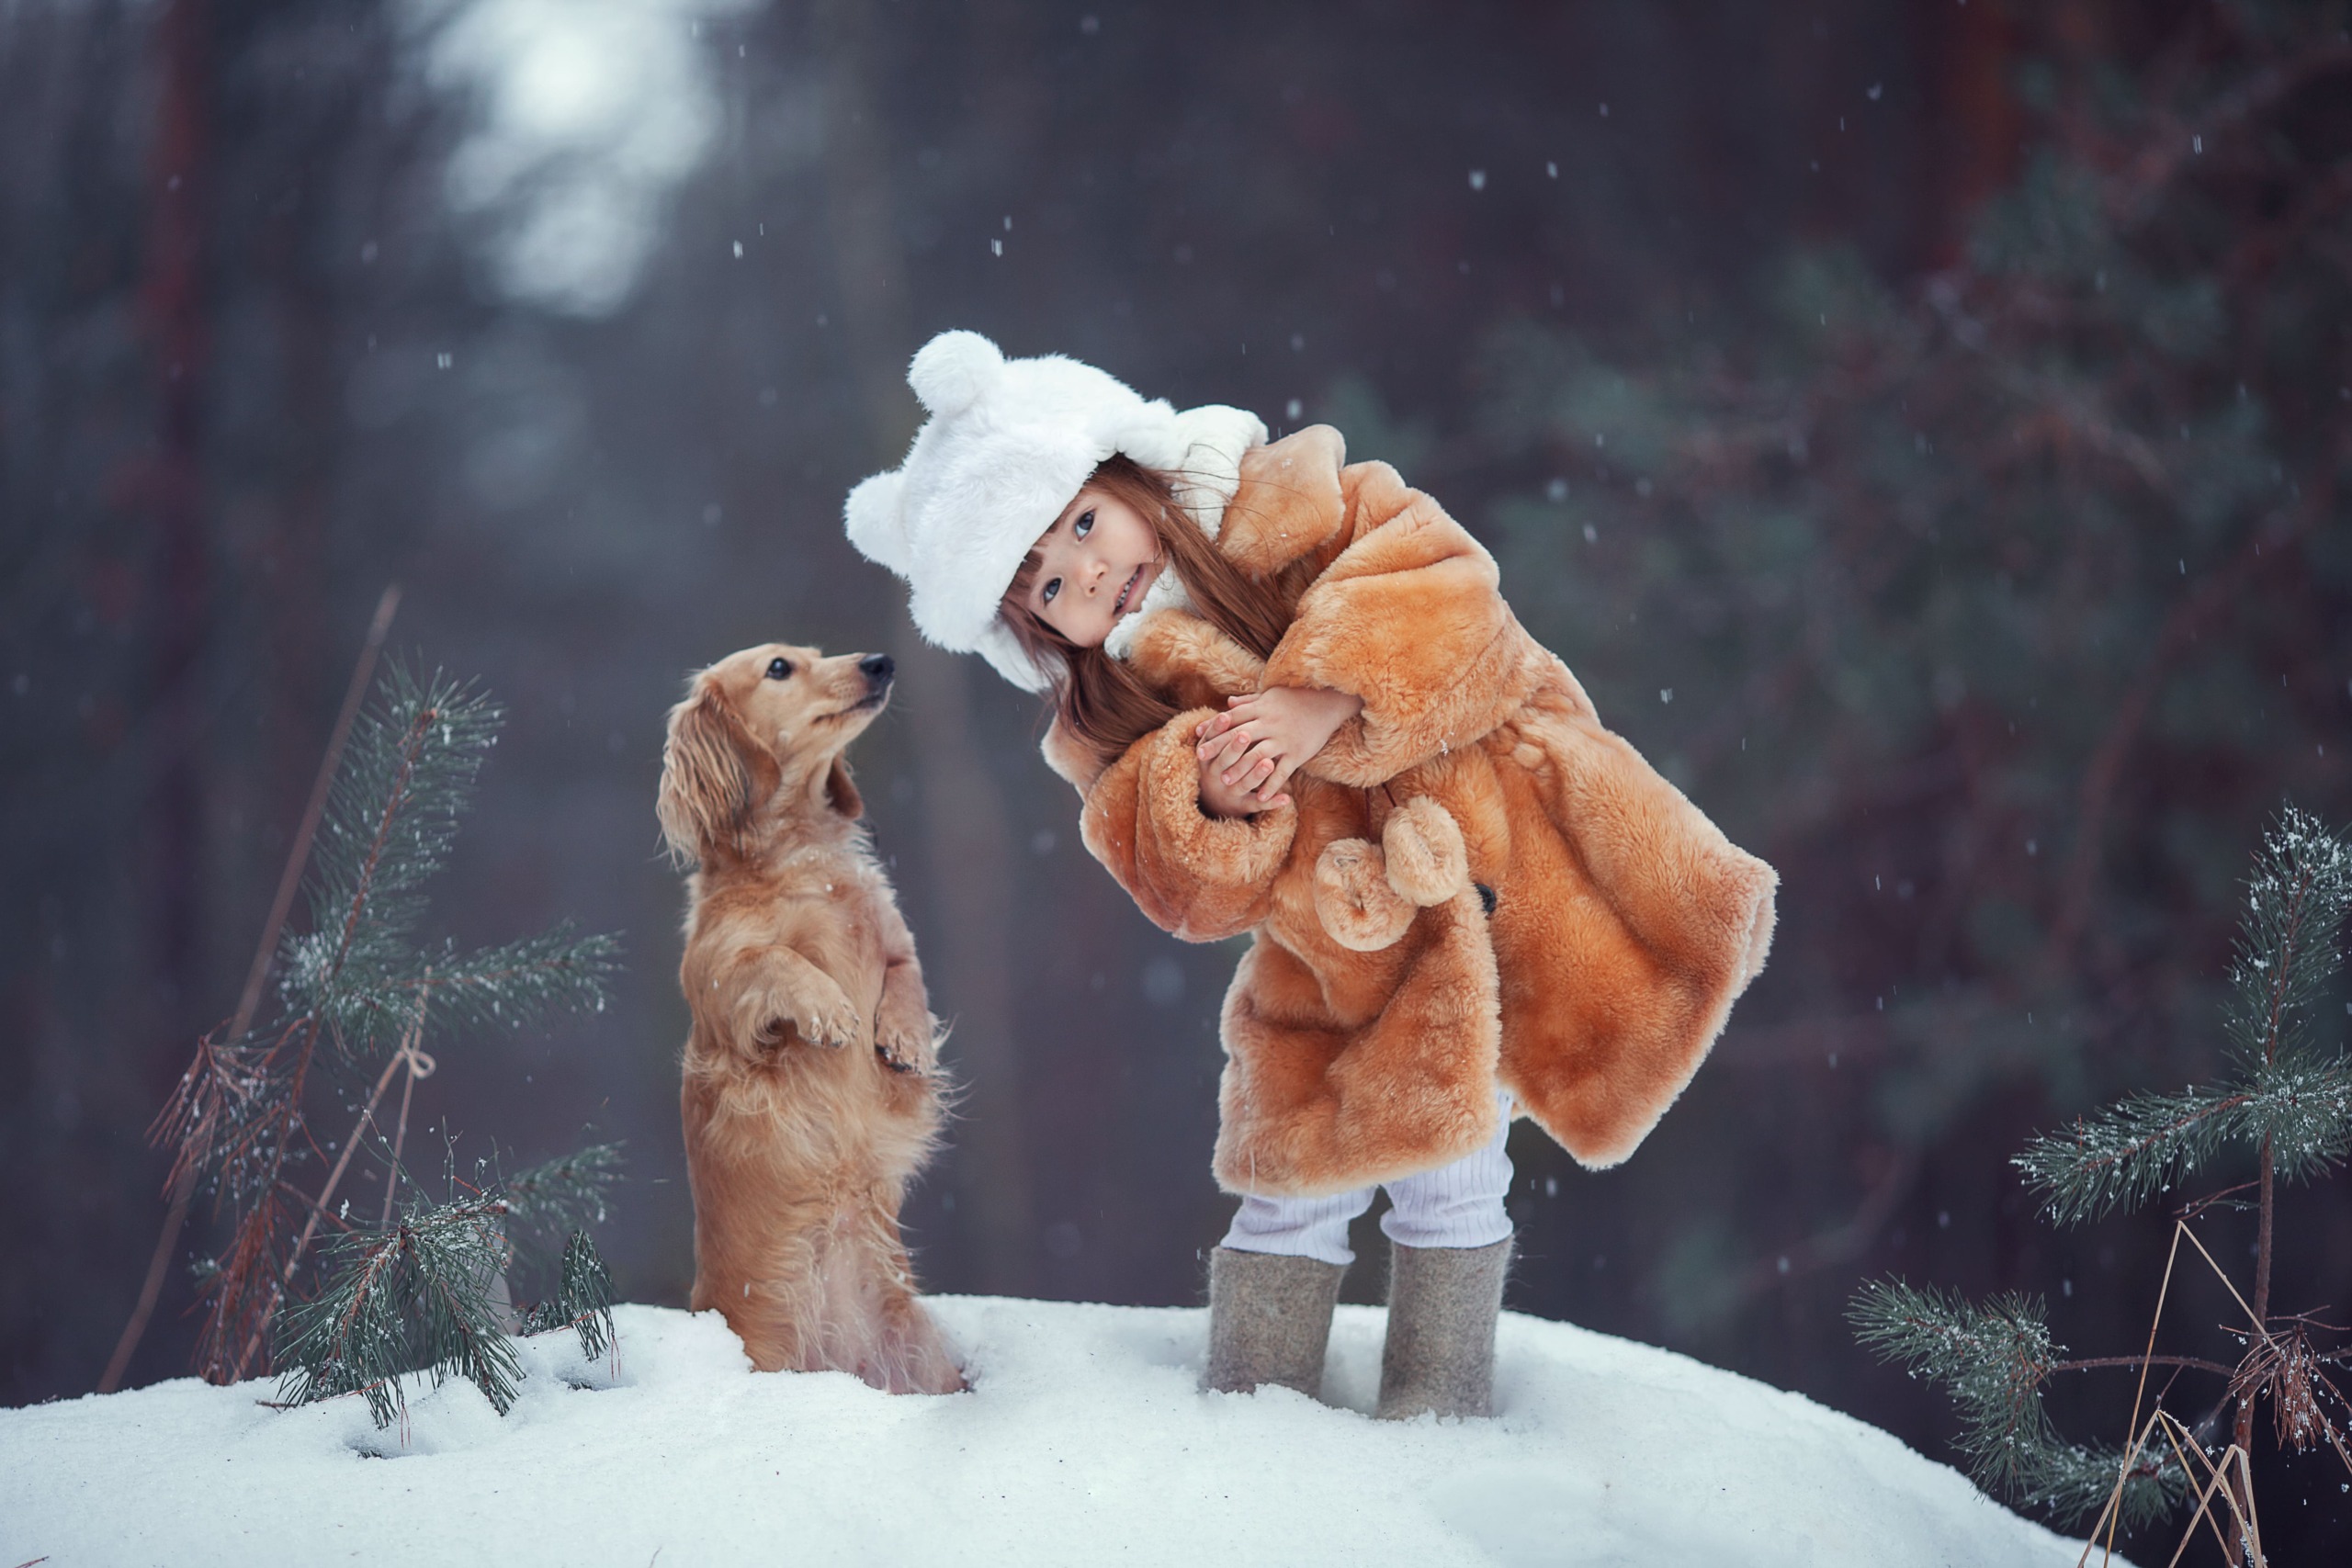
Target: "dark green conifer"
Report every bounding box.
[1850,807,2352,1539]
[152,662,622,1402]
[275,1145,620,1429]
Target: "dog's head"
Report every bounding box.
[657,642,895,863]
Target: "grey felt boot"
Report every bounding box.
[1200,1246,1346,1397]
[1375,1236,1512,1419]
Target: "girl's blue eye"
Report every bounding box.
[1042,578,1061,604]
[1073,509,1094,539]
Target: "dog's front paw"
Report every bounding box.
[875,1014,939,1076]
[741,972,865,1055]
[794,996,863,1052]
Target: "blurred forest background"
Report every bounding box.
[4,0,2349,1550]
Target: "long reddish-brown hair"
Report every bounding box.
[1001,456,1293,769]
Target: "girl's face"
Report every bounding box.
[1021,484,1163,649]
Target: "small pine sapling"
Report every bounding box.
[1850,806,2352,1561]
[275,1145,620,1429]
[148,661,622,1391]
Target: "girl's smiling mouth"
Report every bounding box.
[1114,562,1148,616]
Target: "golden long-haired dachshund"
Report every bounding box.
[657,641,962,1394]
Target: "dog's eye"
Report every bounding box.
[765,657,792,680]
[1072,508,1094,539]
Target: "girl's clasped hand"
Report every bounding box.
[1193,686,1363,816]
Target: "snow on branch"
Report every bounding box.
[274,1145,622,1430]
[145,657,624,1390]
[2015,806,2352,1225]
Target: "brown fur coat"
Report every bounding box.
[1042,426,1778,1198]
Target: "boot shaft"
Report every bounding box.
[1200,1246,1346,1397]
[1376,1235,1511,1419]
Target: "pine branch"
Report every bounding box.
[198,1185,294,1382]
[274,1195,517,1428]
[272,1147,618,1430]
[1849,1280,2056,1470]
[1849,1280,2182,1528]
[2235,1054,2352,1183]
[303,666,501,954]
[2016,809,2352,1224]
[403,1206,527,1416]
[322,924,622,1048]
[500,1144,624,1237]
[279,666,503,1064]
[2223,805,2352,1076]
[2014,1086,2249,1225]
[2016,1436,2178,1534]
[271,1211,415,1427]
[149,1027,280,1202]
[520,1231,616,1363]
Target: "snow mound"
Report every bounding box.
[1,1298,2130,1567]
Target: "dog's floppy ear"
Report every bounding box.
[658,681,763,862]
[825,755,864,820]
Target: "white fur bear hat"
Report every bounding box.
[843,330,1266,691]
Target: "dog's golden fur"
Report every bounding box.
[659,642,961,1394]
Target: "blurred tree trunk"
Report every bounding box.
[812,0,1037,1291]
[1927,0,2019,265]
[255,30,336,852]
[142,0,213,1075]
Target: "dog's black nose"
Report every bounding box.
[859,653,895,683]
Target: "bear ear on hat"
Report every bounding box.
[843,469,911,576]
[909,330,1004,418]
[1101,400,1184,470]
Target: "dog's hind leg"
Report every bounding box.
[871,1293,965,1394]
[870,905,940,1074]
[844,1201,963,1394]
[861,1222,963,1394]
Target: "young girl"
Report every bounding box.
[846,332,1777,1418]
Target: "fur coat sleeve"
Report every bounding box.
[1253,448,1539,786]
[1044,712,1295,943]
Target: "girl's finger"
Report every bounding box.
[1222,738,1282,786]
[1217,737,1272,781]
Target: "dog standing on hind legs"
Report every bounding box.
[658,641,963,1394]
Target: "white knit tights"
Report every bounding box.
[1218,1094,1515,1266]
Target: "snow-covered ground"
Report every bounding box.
[2,1297,2131,1567]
